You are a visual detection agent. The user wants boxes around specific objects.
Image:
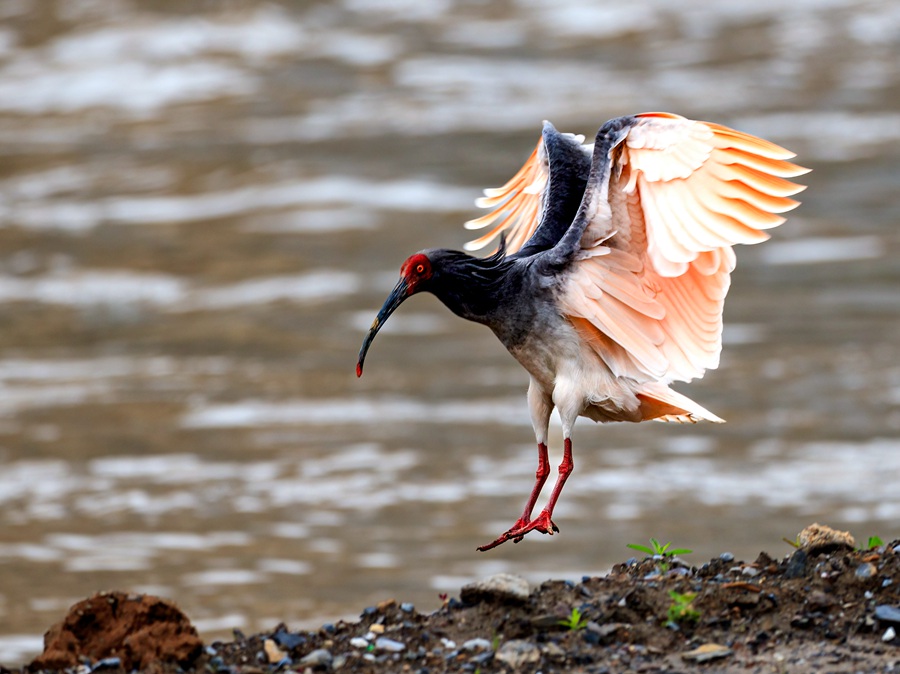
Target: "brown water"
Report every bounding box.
[1,0,899,663]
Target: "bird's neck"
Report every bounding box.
[430,253,519,327]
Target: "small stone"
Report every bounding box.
[91,657,121,671]
[785,549,808,579]
[796,523,855,555]
[364,631,376,641]
[322,623,335,634]
[400,602,415,613]
[719,552,735,562]
[541,642,566,659]
[875,605,900,625]
[298,649,332,667]
[682,643,733,663]
[460,573,530,605]
[856,563,878,580]
[375,637,406,652]
[263,639,286,664]
[440,638,457,649]
[350,637,369,649]
[742,567,760,578]
[586,622,626,640]
[462,638,492,651]
[883,626,897,643]
[271,627,305,651]
[494,640,540,668]
[332,654,347,669]
[369,623,385,634]
[470,651,493,665]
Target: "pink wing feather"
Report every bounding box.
[561,112,809,397]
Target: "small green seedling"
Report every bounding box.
[627,538,692,571]
[867,535,884,550]
[667,590,700,624]
[558,606,589,631]
[627,538,692,558]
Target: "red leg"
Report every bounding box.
[477,439,573,551]
[477,442,550,552]
[518,442,550,524]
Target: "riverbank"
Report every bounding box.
[16,525,900,674]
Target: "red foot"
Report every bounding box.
[476,510,560,552]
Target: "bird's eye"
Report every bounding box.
[416,264,425,274]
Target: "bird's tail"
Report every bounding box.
[636,383,725,424]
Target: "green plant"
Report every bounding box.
[627,538,692,558]
[667,590,700,624]
[867,535,884,550]
[627,538,692,571]
[558,606,589,631]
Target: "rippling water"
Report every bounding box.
[0,0,899,664]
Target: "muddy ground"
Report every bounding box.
[13,526,900,674]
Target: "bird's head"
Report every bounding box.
[356,251,435,377]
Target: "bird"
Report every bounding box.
[356,112,808,552]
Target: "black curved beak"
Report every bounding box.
[356,278,410,377]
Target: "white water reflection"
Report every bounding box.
[758,235,884,265]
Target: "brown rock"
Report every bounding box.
[797,523,856,555]
[29,591,202,671]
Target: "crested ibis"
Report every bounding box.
[356,112,808,552]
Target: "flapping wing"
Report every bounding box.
[465,122,591,256]
[559,112,809,384]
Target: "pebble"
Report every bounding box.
[271,627,305,651]
[883,627,897,643]
[400,602,415,613]
[874,605,900,625]
[796,523,855,554]
[855,563,878,579]
[742,567,760,578]
[470,651,494,665]
[91,658,121,671]
[440,638,457,649]
[460,573,530,605]
[263,639,286,664]
[719,552,734,562]
[784,549,808,579]
[375,637,406,652]
[541,642,566,658]
[494,640,540,668]
[350,637,369,649]
[298,649,332,667]
[332,654,347,669]
[462,638,492,651]
[369,623,385,634]
[681,643,733,663]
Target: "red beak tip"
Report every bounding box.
[356,363,363,378]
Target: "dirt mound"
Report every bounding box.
[29,592,202,671]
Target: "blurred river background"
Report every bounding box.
[0,0,899,663]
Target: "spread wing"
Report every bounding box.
[465,122,592,256]
[558,112,809,385]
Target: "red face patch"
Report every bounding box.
[400,253,433,288]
